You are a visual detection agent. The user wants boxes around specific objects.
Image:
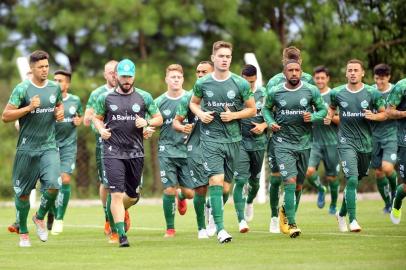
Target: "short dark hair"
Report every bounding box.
[373,63,391,77]
[347,59,364,70]
[29,50,49,65]
[198,61,214,67]
[54,69,72,81]
[241,64,257,77]
[313,66,330,76]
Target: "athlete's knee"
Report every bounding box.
[382,162,394,175]
[194,185,207,196]
[180,187,194,199]
[18,195,29,201]
[296,184,303,192]
[163,186,177,195]
[47,188,58,194]
[306,167,316,178]
[125,194,140,207]
[285,177,296,184]
[61,173,71,184]
[375,168,385,178]
[223,181,232,194]
[326,176,337,182]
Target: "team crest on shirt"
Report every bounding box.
[132,104,140,113]
[206,91,214,97]
[256,101,263,109]
[340,101,348,108]
[391,154,397,161]
[13,186,21,194]
[324,102,329,108]
[279,100,287,107]
[300,98,308,106]
[49,94,56,104]
[69,106,77,115]
[57,176,62,186]
[163,109,171,116]
[110,104,118,111]
[227,90,236,99]
[360,100,369,109]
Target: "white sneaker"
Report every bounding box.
[217,229,232,243]
[198,229,209,239]
[269,217,280,233]
[349,219,362,232]
[336,212,348,232]
[245,203,254,222]
[390,207,401,225]
[32,214,48,241]
[51,219,64,235]
[238,220,249,233]
[206,208,216,237]
[19,233,31,247]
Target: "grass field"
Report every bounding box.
[0,199,405,270]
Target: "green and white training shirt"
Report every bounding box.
[387,78,406,147]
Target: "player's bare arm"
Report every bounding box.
[1,95,41,123]
[190,95,214,124]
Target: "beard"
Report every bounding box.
[118,81,134,93]
[288,78,300,86]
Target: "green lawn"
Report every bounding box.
[0,199,405,270]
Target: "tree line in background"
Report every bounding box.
[0,0,405,198]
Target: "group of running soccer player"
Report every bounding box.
[2,40,406,248]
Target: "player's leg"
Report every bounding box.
[296,149,311,213]
[371,141,391,212]
[96,138,110,235]
[306,144,326,208]
[233,144,249,230]
[177,158,195,215]
[381,140,399,204]
[391,146,406,224]
[267,140,282,233]
[245,149,265,222]
[324,145,340,215]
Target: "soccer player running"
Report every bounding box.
[94,59,162,247]
[48,70,83,235]
[83,60,119,237]
[266,47,315,234]
[172,61,214,239]
[305,66,340,214]
[386,78,406,224]
[190,41,256,243]
[371,64,398,213]
[233,64,267,232]
[2,50,64,247]
[329,59,386,232]
[155,64,195,238]
[262,59,327,238]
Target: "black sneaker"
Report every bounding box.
[119,235,130,247]
[47,212,54,231]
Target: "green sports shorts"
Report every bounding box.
[308,144,340,176]
[201,140,240,183]
[58,144,77,175]
[267,138,279,173]
[12,148,61,197]
[235,143,265,181]
[338,146,371,180]
[159,156,194,189]
[274,147,310,184]
[188,155,209,188]
[371,139,398,169]
[397,146,406,183]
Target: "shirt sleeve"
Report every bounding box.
[329,89,338,109]
[8,84,26,108]
[76,98,84,116]
[239,78,253,101]
[372,88,385,111]
[193,79,203,98]
[176,94,190,118]
[94,93,107,116]
[262,86,276,126]
[310,87,327,122]
[144,93,159,115]
[387,83,404,107]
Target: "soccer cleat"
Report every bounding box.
[164,228,176,238]
[279,206,289,234]
[47,212,54,231]
[176,190,187,215]
[108,232,119,244]
[238,220,249,233]
[32,214,48,242]
[288,224,301,238]
[124,210,131,232]
[383,204,391,214]
[349,219,362,232]
[104,221,111,236]
[19,233,31,247]
[317,186,327,209]
[245,203,254,222]
[206,207,216,237]
[119,235,130,247]
[328,205,337,215]
[197,229,209,239]
[269,217,280,233]
[8,222,20,234]
[51,219,64,235]
[390,207,401,225]
[336,212,348,232]
[217,229,232,244]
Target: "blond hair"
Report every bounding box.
[166,64,183,75]
[212,41,233,54]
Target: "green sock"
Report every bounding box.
[308,173,324,192]
[193,194,206,230]
[223,192,229,204]
[209,185,224,232]
[284,183,296,225]
[36,190,58,220]
[295,188,302,212]
[163,194,175,229]
[178,191,186,201]
[15,196,30,234]
[339,196,348,217]
[345,176,358,222]
[387,172,398,198]
[329,179,340,208]
[269,175,282,217]
[206,198,211,208]
[103,206,109,222]
[56,183,71,220]
[116,221,126,237]
[376,177,391,206]
[233,179,247,222]
[106,193,117,233]
[393,184,406,210]
[246,178,260,204]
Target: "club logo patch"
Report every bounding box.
[69,106,77,115]
[132,104,140,113]
[227,90,236,99]
[110,104,118,111]
[300,98,308,106]
[256,101,263,109]
[360,100,369,109]
[391,153,397,161]
[49,94,56,104]
[163,109,171,116]
[279,100,287,107]
[206,91,214,98]
[340,101,348,108]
